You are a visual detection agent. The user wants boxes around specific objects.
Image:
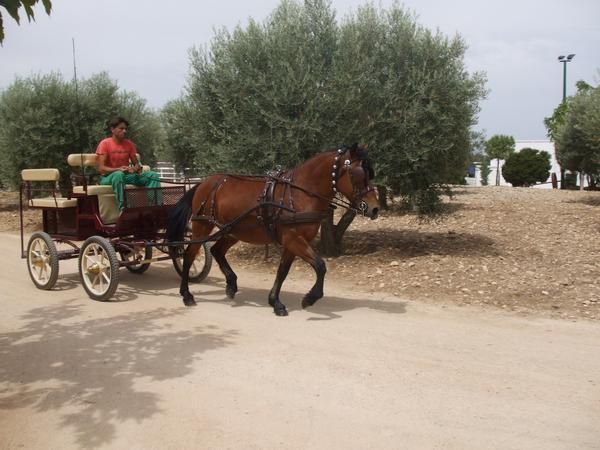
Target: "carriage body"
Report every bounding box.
[19,155,212,301]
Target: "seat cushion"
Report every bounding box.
[21,168,60,182]
[28,197,77,208]
[73,184,139,195]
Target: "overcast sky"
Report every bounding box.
[1,0,599,141]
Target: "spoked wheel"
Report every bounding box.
[171,242,213,282]
[79,236,120,301]
[120,245,152,274]
[26,231,59,290]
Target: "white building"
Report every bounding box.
[467,140,585,189]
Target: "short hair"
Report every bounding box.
[109,116,129,129]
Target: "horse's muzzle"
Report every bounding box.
[359,201,379,220]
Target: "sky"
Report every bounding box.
[1,0,599,141]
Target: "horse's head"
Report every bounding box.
[333,143,379,219]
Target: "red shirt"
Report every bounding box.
[96,137,137,168]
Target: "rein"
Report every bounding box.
[190,147,374,239]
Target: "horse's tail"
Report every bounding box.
[166,183,200,243]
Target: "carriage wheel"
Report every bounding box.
[171,242,213,282]
[121,245,152,274]
[79,236,120,301]
[26,232,59,290]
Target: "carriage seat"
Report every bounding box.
[67,153,157,224]
[67,153,152,195]
[21,169,78,208]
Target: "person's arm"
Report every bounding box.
[128,153,142,174]
[97,154,129,175]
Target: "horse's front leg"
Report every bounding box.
[210,236,239,299]
[268,250,295,316]
[180,243,201,306]
[282,233,327,309]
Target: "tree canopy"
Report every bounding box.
[0,72,163,188]
[164,0,487,210]
[502,148,551,187]
[0,0,52,43]
[554,82,600,177]
[484,134,515,186]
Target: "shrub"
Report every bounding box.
[502,148,551,187]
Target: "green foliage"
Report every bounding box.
[0,72,163,189]
[544,101,569,142]
[555,83,600,176]
[501,148,551,187]
[479,156,490,186]
[177,0,338,175]
[485,134,515,185]
[0,0,52,43]
[166,0,487,213]
[484,134,515,160]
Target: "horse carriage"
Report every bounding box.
[20,144,379,315]
[19,153,212,301]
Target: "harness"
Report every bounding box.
[190,147,374,242]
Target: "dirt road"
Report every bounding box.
[1,232,599,449]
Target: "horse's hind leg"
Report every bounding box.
[180,243,203,306]
[180,221,214,307]
[210,236,239,299]
[268,249,295,316]
[282,234,326,309]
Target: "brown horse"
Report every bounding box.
[166,144,379,316]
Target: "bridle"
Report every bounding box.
[331,147,376,214]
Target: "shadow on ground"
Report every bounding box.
[339,229,498,258]
[0,300,236,448]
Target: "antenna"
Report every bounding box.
[72,37,85,157]
[72,38,78,94]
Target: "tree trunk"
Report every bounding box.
[495,159,500,186]
[318,208,357,257]
[376,184,388,210]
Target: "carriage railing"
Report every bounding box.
[124,185,185,209]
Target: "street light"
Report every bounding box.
[558,54,575,101]
[557,54,575,189]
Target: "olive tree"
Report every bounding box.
[165,0,487,254]
[0,72,163,189]
[554,82,600,188]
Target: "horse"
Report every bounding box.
[166,143,379,316]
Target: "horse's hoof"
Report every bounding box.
[225,285,237,299]
[183,296,197,307]
[302,297,315,308]
[274,306,289,317]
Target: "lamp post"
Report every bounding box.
[558,54,575,102]
[557,54,575,189]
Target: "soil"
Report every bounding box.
[2,188,600,449]
[3,186,600,321]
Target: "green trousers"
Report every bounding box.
[99,171,161,210]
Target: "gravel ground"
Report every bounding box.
[227,186,600,321]
[4,186,600,321]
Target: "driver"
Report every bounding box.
[96,116,161,211]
